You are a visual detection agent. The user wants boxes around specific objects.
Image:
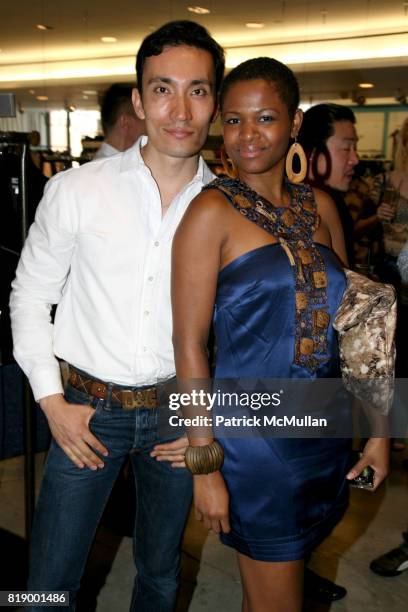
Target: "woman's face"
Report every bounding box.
[221,78,301,177]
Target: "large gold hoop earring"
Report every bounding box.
[220,146,238,179]
[285,140,307,184]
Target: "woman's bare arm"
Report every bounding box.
[172,190,227,380]
[313,191,389,488]
[172,189,231,533]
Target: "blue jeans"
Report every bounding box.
[27,382,192,611]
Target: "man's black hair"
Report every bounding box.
[136,20,225,96]
[297,103,356,186]
[298,103,356,157]
[100,83,135,135]
[220,57,300,119]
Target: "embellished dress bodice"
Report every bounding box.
[202,177,347,378]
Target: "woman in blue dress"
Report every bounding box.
[171,58,389,611]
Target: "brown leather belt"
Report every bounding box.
[68,368,158,409]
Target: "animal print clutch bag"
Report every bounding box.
[333,269,397,414]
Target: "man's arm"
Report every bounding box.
[10,172,108,469]
[10,173,75,399]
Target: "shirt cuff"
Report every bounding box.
[29,364,65,402]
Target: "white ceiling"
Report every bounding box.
[0,0,407,109]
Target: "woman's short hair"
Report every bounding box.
[219,57,300,119]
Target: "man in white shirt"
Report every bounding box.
[10,20,224,611]
[94,83,145,159]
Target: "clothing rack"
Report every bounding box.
[0,131,36,544]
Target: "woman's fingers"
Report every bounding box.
[194,506,230,534]
[203,516,212,531]
[371,463,389,491]
[220,516,231,534]
[346,456,367,481]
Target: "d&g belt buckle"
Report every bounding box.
[121,388,157,410]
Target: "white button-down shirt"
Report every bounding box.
[10,136,213,400]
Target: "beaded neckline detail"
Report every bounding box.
[203,177,330,373]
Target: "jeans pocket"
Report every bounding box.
[88,401,103,424]
[65,384,103,425]
[65,383,94,406]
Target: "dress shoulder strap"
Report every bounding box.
[203,177,319,240]
[288,182,320,233]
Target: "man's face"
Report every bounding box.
[316,120,359,192]
[132,45,216,160]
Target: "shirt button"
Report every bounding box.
[143,346,147,352]
[144,310,150,316]
[154,241,160,247]
[148,276,154,282]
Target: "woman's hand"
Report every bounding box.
[150,435,188,468]
[346,437,390,491]
[194,471,231,534]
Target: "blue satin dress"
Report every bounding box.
[203,177,351,562]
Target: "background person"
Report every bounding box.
[298,103,359,268]
[363,119,408,451]
[367,117,408,277]
[370,242,408,577]
[94,83,145,159]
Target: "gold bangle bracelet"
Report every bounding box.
[184,440,224,475]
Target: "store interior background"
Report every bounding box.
[0,1,408,610]
[1,0,408,159]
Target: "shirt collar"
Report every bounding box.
[120,135,213,185]
[119,135,147,172]
[99,142,120,157]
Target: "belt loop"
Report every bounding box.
[106,382,113,410]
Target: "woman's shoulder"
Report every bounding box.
[175,180,233,247]
[183,179,235,222]
[310,187,346,236]
[311,186,339,214]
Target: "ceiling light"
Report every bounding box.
[82,89,97,95]
[36,24,53,31]
[187,6,210,15]
[358,83,374,89]
[82,95,89,99]
[36,95,48,101]
[101,36,117,43]
[29,89,35,94]
[245,22,265,29]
